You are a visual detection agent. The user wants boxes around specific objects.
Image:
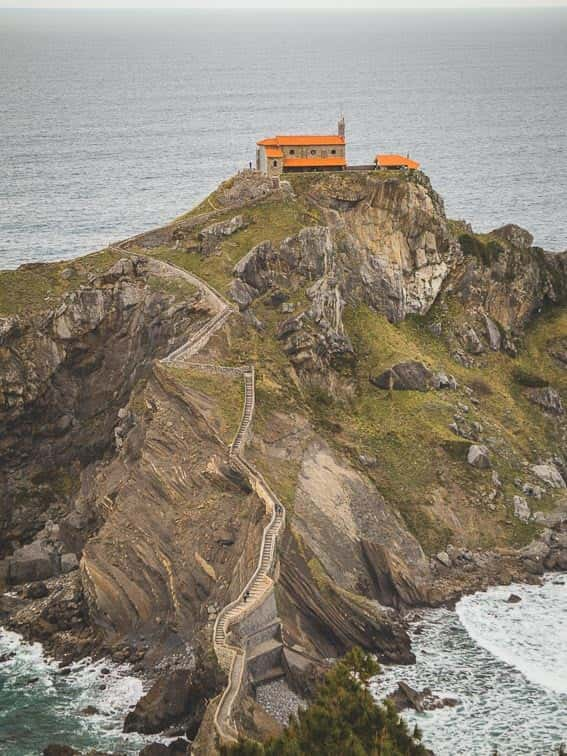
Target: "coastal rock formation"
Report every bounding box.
[0,256,205,570]
[2,168,567,750]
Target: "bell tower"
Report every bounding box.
[338,114,345,139]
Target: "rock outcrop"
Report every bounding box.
[0,256,205,568]
[2,167,567,750]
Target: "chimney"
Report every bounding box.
[338,114,345,139]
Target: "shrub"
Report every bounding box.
[222,648,428,756]
[512,368,549,388]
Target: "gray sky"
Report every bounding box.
[2,0,566,8]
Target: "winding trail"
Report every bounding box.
[109,243,286,745]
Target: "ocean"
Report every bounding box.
[1,8,567,755]
[372,575,567,756]
[1,8,566,271]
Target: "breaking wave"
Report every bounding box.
[0,628,150,755]
[371,574,567,756]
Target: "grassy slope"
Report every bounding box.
[141,194,321,296]
[0,248,123,317]
[0,249,198,318]
[132,174,566,554]
[329,304,566,551]
[165,366,243,446]
[6,173,564,557]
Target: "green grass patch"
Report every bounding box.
[0,248,123,317]
[146,273,197,302]
[166,365,243,445]
[143,195,311,297]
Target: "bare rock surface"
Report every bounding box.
[370,361,434,392]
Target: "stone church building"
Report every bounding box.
[257,117,347,177]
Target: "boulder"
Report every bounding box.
[484,314,502,351]
[22,581,49,599]
[139,746,169,756]
[227,278,258,311]
[531,463,566,489]
[507,594,522,604]
[358,454,378,468]
[79,705,99,716]
[512,495,531,523]
[370,361,434,392]
[61,553,79,574]
[214,528,235,546]
[124,670,192,734]
[435,551,451,568]
[464,326,485,354]
[388,681,460,713]
[168,739,190,755]
[199,215,245,255]
[8,540,58,585]
[433,372,458,390]
[526,387,564,415]
[123,652,225,737]
[467,444,491,469]
[491,224,534,249]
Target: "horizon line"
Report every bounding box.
[2,4,566,9]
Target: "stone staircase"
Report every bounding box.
[107,242,286,746]
[212,433,286,743]
[230,368,255,458]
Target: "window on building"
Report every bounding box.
[331,149,337,155]
[289,149,295,155]
[310,149,316,155]
[273,160,278,167]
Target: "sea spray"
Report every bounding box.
[371,575,567,756]
[0,628,153,755]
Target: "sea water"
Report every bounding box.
[0,629,151,755]
[1,8,566,270]
[1,8,567,753]
[371,574,567,756]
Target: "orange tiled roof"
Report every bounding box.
[258,135,345,147]
[283,156,347,168]
[376,154,420,170]
[266,148,284,158]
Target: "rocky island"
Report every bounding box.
[1,169,566,754]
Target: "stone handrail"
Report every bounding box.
[173,362,249,377]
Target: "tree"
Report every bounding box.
[223,648,429,756]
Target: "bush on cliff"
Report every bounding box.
[222,647,428,756]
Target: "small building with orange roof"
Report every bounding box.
[375,154,420,171]
[257,117,347,177]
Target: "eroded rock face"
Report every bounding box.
[80,366,265,642]
[526,386,564,415]
[199,214,246,256]
[233,174,454,328]
[124,651,224,736]
[253,413,432,662]
[0,257,204,564]
[446,231,567,355]
[491,224,534,249]
[531,463,566,488]
[370,361,434,392]
[231,174,455,376]
[467,444,491,469]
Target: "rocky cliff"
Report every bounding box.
[1,169,566,752]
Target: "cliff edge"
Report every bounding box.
[1,169,566,752]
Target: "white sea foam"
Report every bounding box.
[456,577,567,695]
[0,628,152,755]
[371,575,567,756]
